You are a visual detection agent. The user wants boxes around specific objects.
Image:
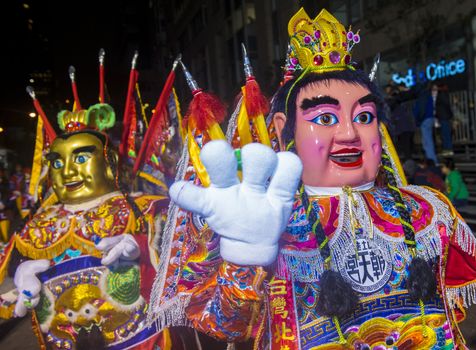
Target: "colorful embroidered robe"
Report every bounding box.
[0,191,169,350]
[151,185,476,349]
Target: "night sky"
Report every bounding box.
[0,0,155,162]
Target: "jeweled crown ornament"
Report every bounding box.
[57,104,115,133]
[287,8,360,73]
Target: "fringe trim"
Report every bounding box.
[406,185,476,256]
[151,293,192,331]
[15,232,103,260]
[446,282,476,308]
[148,139,189,325]
[455,218,476,256]
[70,234,102,258]
[15,233,72,260]
[381,127,405,187]
[276,249,323,282]
[415,227,441,260]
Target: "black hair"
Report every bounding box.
[270,69,385,147]
[444,158,455,171]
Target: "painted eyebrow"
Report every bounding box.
[45,152,60,161]
[358,94,378,105]
[72,145,97,154]
[300,96,339,110]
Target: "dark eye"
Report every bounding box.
[85,308,90,314]
[68,312,73,317]
[74,154,91,164]
[353,112,375,124]
[311,113,338,126]
[52,159,64,169]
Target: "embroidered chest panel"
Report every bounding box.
[19,195,133,249]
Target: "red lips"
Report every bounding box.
[329,148,363,168]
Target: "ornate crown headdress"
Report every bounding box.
[286,8,360,74]
[57,103,116,134]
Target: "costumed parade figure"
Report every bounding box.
[149,8,476,350]
[0,50,180,350]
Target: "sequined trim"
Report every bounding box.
[278,186,455,283]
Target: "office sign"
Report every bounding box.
[392,59,466,87]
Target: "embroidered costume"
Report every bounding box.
[0,50,181,350]
[148,8,476,350]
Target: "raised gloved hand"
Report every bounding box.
[14,259,50,317]
[170,140,302,266]
[95,234,140,265]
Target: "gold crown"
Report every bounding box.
[57,103,116,133]
[286,8,360,73]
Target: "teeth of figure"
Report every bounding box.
[333,153,360,157]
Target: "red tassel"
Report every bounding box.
[184,90,226,131]
[244,78,269,119]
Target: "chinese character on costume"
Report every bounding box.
[148,8,476,350]
[0,50,185,349]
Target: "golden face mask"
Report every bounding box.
[47,133,116,205]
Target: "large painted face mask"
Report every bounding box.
[292,79,382,187]
[47,133,116,205]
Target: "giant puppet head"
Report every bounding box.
[272,9,384,188]
[267,8,432,323]
[46,104,117,205]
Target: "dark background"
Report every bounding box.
[0,0,158,163]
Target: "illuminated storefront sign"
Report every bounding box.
[392,59,466,87]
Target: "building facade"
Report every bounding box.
[154,0,476,100]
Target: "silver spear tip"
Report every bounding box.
[172,54,182,71]
[131,50,139,69]
[68,66,76,81]
[178,59,200,92]
[369,53,380,82]
[26,86,35,99]
[99,48,105,65]
[241,43,253,79]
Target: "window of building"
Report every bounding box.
[329,0,363,25]
[329,0,348,24]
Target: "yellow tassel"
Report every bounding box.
[187,128,211,187]
[333,316,346,344]
[0,240,15,285]
[173,88,185,141]
[380,123,407,186]
[252,114,271,146]
[40,193,58,209]
[207,122,226,141]
[135,83,149,128]
[237,88,253,147]
[29,117,45,200]
[137,171,168,191]
[419,299,428,338]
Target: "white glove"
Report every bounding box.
[13,259,50,317]
[170,141,302,266]
[95,234,140,265]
